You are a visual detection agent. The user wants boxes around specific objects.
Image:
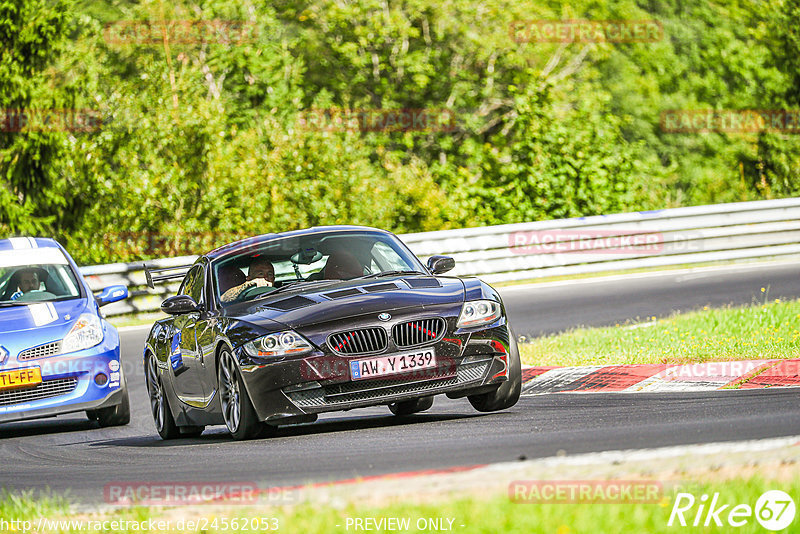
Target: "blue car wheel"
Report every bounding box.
[87,374,130,427]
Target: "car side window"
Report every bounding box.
[179,265,205,305]
[371,241,409,271]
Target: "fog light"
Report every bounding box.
[95,372,108,386]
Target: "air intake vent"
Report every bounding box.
[328,328,388,355]
[403,278,442,288]
[322,288,363,300]
[392,318,446,348]
[0,378,78,406]
[363,283,398,293]
[18,341,61,361]
[263,295,316,311]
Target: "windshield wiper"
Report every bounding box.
[355,270,427,280]
[0,301,28,307]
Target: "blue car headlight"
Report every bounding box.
[60,313,104,354]
[243,331,313,358]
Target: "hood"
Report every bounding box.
[0,299,88,335]
[0,299,91,361]
[227,275,465,330]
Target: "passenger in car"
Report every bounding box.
[220,257,275,302]
[324,250,364,279]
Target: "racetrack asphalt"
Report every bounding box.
[1,261,799,504]
[500,261,800,337]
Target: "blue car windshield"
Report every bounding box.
[0,248,82,304]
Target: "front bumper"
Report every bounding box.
[236,318,513,424]
[0,334,125,424]
[283,354,499,413]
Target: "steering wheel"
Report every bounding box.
[15,290,58,302]
[234,284,275,303]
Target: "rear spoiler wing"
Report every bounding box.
[143,263,193,289]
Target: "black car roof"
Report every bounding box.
[205,225,396,262]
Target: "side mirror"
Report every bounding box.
[95,285,128,307]
[161,295,200,315]
[427,255,455,275]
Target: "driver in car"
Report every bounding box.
[220,257,275,302]
[10,268,42,300]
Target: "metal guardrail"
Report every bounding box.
[81,198,800,316]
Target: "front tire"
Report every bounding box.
[218,349,261,440]
[389,396,434,416]
[96,377,131,427]
[468,332,522,412]
[146,353,180,439]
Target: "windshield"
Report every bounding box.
[212,230,424,306]
[0,247,82,305]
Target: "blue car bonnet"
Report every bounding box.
[0,298,89,333]
[0,299,92,357]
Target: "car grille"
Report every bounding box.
[328,327,388,355]
[0,378,78,406]
[324,367,453,395]
[285,360,490,409]
[17,341,61,361]
[392,318,446,348]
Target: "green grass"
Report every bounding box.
[260,478,799,534]
[519,295,800,367]
[1,476,798,533]
[0,488,68,520]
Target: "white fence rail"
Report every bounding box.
[81,198,800,316]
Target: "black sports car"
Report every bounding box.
[143,226,521,440]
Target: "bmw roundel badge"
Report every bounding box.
[378,313,391,321]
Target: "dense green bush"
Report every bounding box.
[1,0,798,264]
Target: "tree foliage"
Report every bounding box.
[1,0,798,263]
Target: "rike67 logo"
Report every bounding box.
[669,490,796,531]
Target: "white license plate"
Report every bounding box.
[350,349,436,380]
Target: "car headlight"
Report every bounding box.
[457,300,502,328]
[61,313,104,354]
[243,331,313,358]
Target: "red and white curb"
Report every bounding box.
[521,358,800,394]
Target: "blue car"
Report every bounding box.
[0,237,130,427]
